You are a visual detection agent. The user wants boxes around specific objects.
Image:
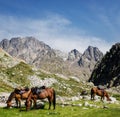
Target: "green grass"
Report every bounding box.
[0,103,120,117]
[112,94,120,101]
[1,62,34,87]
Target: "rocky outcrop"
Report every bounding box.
[89,43,120,87]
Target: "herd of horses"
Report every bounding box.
[6,86,111,111]
[6,86,56,111]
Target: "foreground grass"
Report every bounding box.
[0,103,120,117]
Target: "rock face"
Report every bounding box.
[89,43,120,87]
[0,37,103,80]
[0,37,55,65]
[78,46,103,71]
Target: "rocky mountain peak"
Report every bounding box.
[68,49,82,61]
[83,46,103,61]
[0,37,55,64]
[78,46,103,68]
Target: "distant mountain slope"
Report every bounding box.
[0,47,19,68]
[89,43,120,87]
[0,37,103,80]
[0,47,33,91]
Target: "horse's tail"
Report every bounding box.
[53,89,56,109]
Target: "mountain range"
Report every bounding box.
[0,37,103,80]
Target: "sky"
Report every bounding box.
[0,0,120,53]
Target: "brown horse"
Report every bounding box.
[91,87,111,101]
[6,87,31,109]
[25,86,56,111]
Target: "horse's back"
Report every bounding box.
[21,90,31,99]
[46,88,55,95]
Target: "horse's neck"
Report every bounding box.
[26,90,31,97]
[7,92,15,102]
[28,90,31,94]
[22,89,31,94]
[27,91,32,101]
[105,92,110,99]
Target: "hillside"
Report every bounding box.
[0,37,103,80]
[89,43,120,88]
[0,47,94,96]
[0,48,34,91]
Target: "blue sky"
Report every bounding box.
[0,0,120,53]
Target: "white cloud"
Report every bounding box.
[0,14,113,54]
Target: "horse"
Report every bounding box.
[91,87,111,101]
[25,86,56,111]
[6,87,32,110]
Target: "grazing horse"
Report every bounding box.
[6,87,31,109]
[91,87,111,101]
[25,86,56,111]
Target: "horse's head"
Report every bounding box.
[107,98,112,101]
[6,101,12,108]
[6,91,15,108]
[25,100,31,111]
[104,91,112,101]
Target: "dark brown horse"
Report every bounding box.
[25,86,56,111]
[6,87,31,109]
[91,87,111,101]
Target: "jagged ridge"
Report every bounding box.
[89,43,120,87]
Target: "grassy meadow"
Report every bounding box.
[0,48,120,117]
[0,101,120,117]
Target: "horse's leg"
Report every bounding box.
[30,100,32,107]
[102,95,104,100]
[18,100,22,111]
[53,90,56,110]
[93,93,96,100]
[91,93,93,100]
[25,100,31,111]
[91,89,95,100]
[15,98,18,108]
[48,98,51,109]
[101,91,105,101]
[33,99,37,109]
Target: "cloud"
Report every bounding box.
[49,35,112,54]
[0,14,112,54]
